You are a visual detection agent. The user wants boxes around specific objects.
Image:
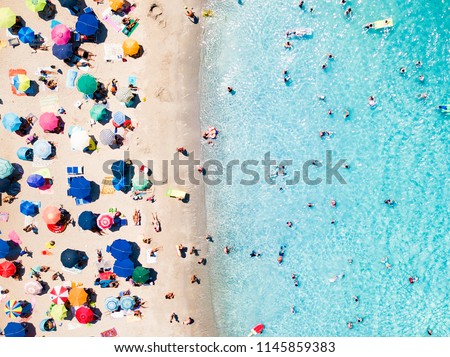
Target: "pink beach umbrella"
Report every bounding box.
[49,285,69,305]
[39,112,59,132]
[51,24,71,45]
[97,213,114,230]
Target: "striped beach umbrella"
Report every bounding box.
[4,300,22,318]
[33,139,52,159]
[99,129,116,145]
[104,297,119,312]
[2,112,22,132]
[122,38,139,56]
[18,27,35,44]
[119,296,134,310]
[76,74,97,95]
[24,280,43,295]
[0,158,14,179]
[75,306,94,324]
[0,8,16,28]
[13,74,31,92]
[25,0,47,12]
[50,285,69,304]
[51,24,71,45]
[97,213,114,229]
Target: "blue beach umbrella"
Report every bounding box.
[68,176,91,199]
[33,139,52,159]
[75,13,99,36]
[18,27,35,44]
[108,239,132,261]
[113,112,125,126]
[111,160,126,178]
[0,238,9,259]
[4,322,26,337]
[0,159,14,179]
[77,211,98,231]
[113,259,134,278]
[61,248,87,268]
[26,174,45,188]
[20,201,39,216]
[119,296,135,310]
[104,297,119,312]
[52,43,73,60]
[2,112,22,132]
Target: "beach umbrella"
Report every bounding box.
[50,285,69,304]
[76,73,97,95]
[112,111,125,126]
[24,280,43,295]
[68,176,91,199]
[2,112,22,132]
[67,125,83,137]
[61,248,87,268]
[51,24,71,45]
[119,296,135,310]
[70,130,90,151]
[33,139,52,159]
[109,0,125,11]
[97,213,114,230]
[77,211,98,231]
[90,105,108,121]
[0,8,16,28]
[112,177,127,192]
[39,112,59,132]
[132,177,150,191]
[108,239,132,260]
[116,88,134,103]
[0,239,9,259]
[4,322,26,337]
[111,160,127,178]
[113,259,134,278]
[68,287,88,306]
[4,300,23,318]
[0,158,14,179]
[18,26,35,44]
[26,174,46,188]
[50,304,68,321]
[52,43,73,60]
[58,0,77,8]
[75,306,94,324]
[42,206,61,224]
[25,0,47,12]
[20,200,39,216]
[122,38,139,56]
[132,266,150,284]
[0,261,16,278]
[75,13,99,36]
[13,74,31,92]
[104,297,119,312]
[99,129,116,146]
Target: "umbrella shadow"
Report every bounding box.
[11,163,24,181]
[7,182,21,196]
[181,193,190,203]
[147,268,158,283]
[97,110,112,125]
[24,322,37,337]
[126,93,141,108]
[6,241,21,260]
[90,181,100,202]
[38,2,57,21]
[39,280,51,295]
[8,17,26,36]
[129,242,141,266]
[92,307,102,323]
[95,22,108,44]
[25,81,40,97]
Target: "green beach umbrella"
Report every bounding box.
[76,74,97,95]
[132,177,150,191]
[49,304,68,321]
[0,7,16,28]
[90,104,108,121]
[0,158,14,179]
[132,266,150,284]
[25,0,47,13]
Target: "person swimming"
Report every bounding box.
[283,70,291,83]
[400,67,407,74]
[331,199,337,207]
[318,95,326,101]
[415,61,423,68]
[352,295,359,303]
[250,250,261,257]
[290,305,296,314]
[384,199,395,206]
[286,221,293,227]
[277,246,285,264]
[284,41,293,49]
[364,22,374,29]
[368,96,377,107]
[419,75,425,82]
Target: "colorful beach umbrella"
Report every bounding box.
[132,177,150,191]
[113,258,134,278]
[104,297,119,312]
[75,13,99,36]
[52,43,73,60]
[33,139,53,159]
[18,27,35,44]
[75,306,94,324]
[13,74,31,92]
[76,74,97,95]
[112,111,125,126]
[77,211,98,231]
[99,129,116,146]
[4,322,26,337]
[68,287,88,306]
[122,38,140,56]
[61,248,87,268]
[0,239,9,259]
[4,300,23,318]
[132,266,150,284]
[2,112,22,132]
[70,130,90,151]
[27,174,46,188]
[97,213,114,230]
[39,112,59,132]
[68,176,91,199]
[0,261,16,278]
[42,206,61,224]
[50,285,69,304]
[90,105,108,121]
[24,280,43,295]
[119,296,135,310]
[20,200,39,216]
[50,304,67,320]
[0,158,14,179]
[0,8,16,28]
[108,239,132,260]
[109,0,125,11]
[115,88,134,103]
[25,0,47,12]
[51,24,71,45]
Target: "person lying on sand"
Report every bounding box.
[152,212,161,232]
[133,209,141,226]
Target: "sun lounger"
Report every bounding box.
[75,196,92,205]
[67,166,84,175]
[166,189,187,200]
[66,70,78,88]
[373,18,394,29]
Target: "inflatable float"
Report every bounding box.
[286,28,313,38]
[248,323,265,336]
[364,18,394,30]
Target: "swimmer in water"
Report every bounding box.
[284,41,293,49]
[298,1,304,9]
[419,75,425,82]
[286,221,293,227]
[322,63,328,70]
[352,295,359,303]
[347,322,353,329]
[368,96,377,107]
[307,203,314,207]
[318,95,326,101]
[356,317,363,323]
[400,67,406,74]
[344,8,352,16]
[283,70,291,83]
[331,199,337,207]
[418,92,428,100]
[415,61,422,68]
[290,305,296,314]
[278,246,285,265]
[344,110,350,119]
[348,258,353,264]
[250,250,261,257]
[328,109,333,116]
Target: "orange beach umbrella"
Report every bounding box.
[122,38,139,56]
[109,0,125,11]
[68,287,88,306]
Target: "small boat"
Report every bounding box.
[286,28,313,38]
[248,323,265,336]
[364,18,394,30]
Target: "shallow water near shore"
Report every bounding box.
[200,0,449,336]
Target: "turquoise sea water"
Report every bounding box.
[200,0,449,336]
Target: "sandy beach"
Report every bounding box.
[0,0,216,337]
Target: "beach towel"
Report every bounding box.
[66,70,78,88]
[102,9,124,32]
[146,250,157,264]
[128,75,137,87]
[100,328,118,337]
[104,43,123,62]
[39,94,59,113]
[0,213,9,222]
[9,69,27,96]
[101,176,115,194]
[122,21,139,37]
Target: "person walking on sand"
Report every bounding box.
[170,312,178,323]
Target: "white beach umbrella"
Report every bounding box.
[70,130,91,151]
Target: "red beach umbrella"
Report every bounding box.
[39,112,59,132]
[0,261,16,278]
[75,306,94,324]
[96,213,114,230]
[51,24,71,45]
[50,285,69,304]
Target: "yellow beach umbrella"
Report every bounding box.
[25,0,47,13]
[0,7,16,28]
[109,0,125,11]
[13,74,31,92]
[122,38,139,56]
